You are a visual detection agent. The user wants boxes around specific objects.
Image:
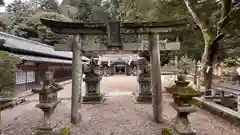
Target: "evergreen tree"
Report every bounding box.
[0,0,4,6]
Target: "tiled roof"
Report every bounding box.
[11,53,89,64]
[12,53,72,64]
[0,32,89,61]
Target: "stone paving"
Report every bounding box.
[2,75,240,135]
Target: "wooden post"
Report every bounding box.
[237,95,240,113]
[194,60,197,85]
[25,71,28,91]
[196,76,200,91]
[0,111,2,135]
[149,32,163,123]
[35,63,41,85]
[71,35,82,124]
[175,55,179,69]
[237,80,239,86]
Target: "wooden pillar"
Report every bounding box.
[238,95,240,113]
[114,65,116,75]
[71,35,83,124]
[194,60,198,85]
[149,32,163,123]
[25,71,28,91]
[35,63,41,84]
[175,55,179,69]
[196,76,201,90]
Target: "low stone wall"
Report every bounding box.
[185,76,240,126]
[193,97,240,126]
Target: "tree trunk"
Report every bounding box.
[194,60,197,85]
[0,0,4,6]
[201,31,217,95]
[184,0,230,96]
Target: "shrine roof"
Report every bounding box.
[40,18,188,29]
[12,53,72,64]
[0,32,89,61]
[101,54,138,62]
[11,53,88,64]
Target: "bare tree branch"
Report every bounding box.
[183,0,209,30]
[219,0,240,30]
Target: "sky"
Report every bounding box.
[0,0,63,12]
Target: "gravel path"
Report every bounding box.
[2,75,240,135]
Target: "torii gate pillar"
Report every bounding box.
[149,32,163,123]
[71,35,83,124]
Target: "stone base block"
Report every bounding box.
[34,125,57,135]
[135,93,152,104]
[172,116,196,135]
[34,130,57,135]
[82,94,105,104]
[162,127,195,135]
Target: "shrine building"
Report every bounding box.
[100,53,138,76]
[0,32,89,94]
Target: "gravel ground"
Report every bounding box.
[2,75,240,135]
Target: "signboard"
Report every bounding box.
[107,21,121,47]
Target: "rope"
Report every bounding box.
[167,74,177,86]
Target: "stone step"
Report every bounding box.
[105,91,133,97]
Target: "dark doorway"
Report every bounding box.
[114,64,126,75]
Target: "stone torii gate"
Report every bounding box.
[40,18,186,124]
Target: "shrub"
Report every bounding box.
[0,51,20,97]
[162,128,173,135]
[58,126,72,135]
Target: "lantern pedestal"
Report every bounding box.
[35,102,60,135]
[136,77,152,103]
[82,77,104,104]
[171,103,197,135]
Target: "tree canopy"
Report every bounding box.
[1,0,239,70]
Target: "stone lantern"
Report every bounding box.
[83,59,104,103]
[165,73,202,135]
[136,57,152,103]
[32,72,63,135]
